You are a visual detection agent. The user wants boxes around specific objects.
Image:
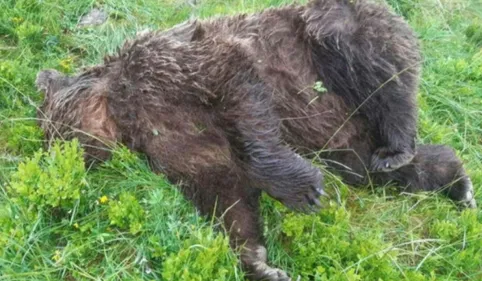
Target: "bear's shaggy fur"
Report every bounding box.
[36,0,476,280]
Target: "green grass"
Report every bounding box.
[1,0,482,280]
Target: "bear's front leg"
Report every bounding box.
[245,145,326,212]
[222,85,327,212]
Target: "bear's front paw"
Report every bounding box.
[370,147,415,172]
[269,178,328,212]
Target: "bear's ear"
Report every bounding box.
[35,69,59,94]
[162,20,205,42]
[35,69,69,99]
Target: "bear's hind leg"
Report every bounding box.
[368,92,417,173]
[185,165,292,281]
[372,144,477,208]
[142,114,292,280]
[303,0,420,172]
[224,190,291,281]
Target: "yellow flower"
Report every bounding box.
[73,223,79,229]
[11,17,23,24]
[99,195,109,204]
[59,56,74,72]
[52,250,61,262]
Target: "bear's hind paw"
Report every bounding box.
[459,178,477,209]
[370,147,415,172]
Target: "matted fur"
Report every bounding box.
[36,1,476,280]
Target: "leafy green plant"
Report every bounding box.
[430,219,460,241]
[9,139,87,210]
[466,22,482,47]
[162,228,241,281]
[282,204,406,280]
[108,191,145,234]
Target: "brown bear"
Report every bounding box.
[35,0,476,280]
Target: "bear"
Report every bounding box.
[35,0,476,280]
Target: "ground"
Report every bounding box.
[1,0,482,280]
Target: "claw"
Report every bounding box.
[317,188,330,199]
[312,197,322,207]
[371,146,415,172]
[304,194,321,208]
[467,199,477,209]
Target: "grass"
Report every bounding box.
[1,0,482,280]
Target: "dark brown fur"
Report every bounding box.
[35,1,476,280]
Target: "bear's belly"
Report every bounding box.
[277,92,367,154]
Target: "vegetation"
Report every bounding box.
[1,0,481,280]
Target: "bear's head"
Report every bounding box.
[36,68,118,162]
